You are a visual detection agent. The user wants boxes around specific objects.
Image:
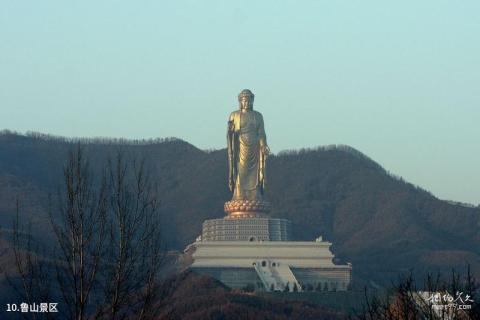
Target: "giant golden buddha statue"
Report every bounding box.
[224,89,271,218]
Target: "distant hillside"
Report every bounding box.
[155,270,348,320]
[0,131,479,285]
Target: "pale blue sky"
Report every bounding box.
[1,1,479,204]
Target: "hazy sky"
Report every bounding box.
[1,1,479,205]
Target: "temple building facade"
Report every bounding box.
[186,236,352,292]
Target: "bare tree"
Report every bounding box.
[49,146,108,320]
[358,269,479,320]
[5,198,53,320]
[7,145,164,320]
[97,152,164,320]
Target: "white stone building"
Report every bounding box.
[186,222,352,292]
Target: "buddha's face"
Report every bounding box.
[239,96,253,111]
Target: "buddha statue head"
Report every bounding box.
[238,89,254,111]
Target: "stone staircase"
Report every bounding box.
[254,260,302,292]
[273,263,302,292]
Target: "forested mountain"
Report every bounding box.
[0,131,479,285]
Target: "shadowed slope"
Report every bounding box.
[155,271,347,320]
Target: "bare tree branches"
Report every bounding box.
[48,146,108,320]
[8,145,164,320]
[99,152,164,320]
[6,198,53,320]
[359,269,479,320]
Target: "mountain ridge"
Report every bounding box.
[0,131,479,284]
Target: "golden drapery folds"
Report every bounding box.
[227,89,269,201]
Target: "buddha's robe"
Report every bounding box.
[227,109,267,200]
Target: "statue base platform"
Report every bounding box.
[224,199,271,218]
[224,212,268,219]
[201,215,291,241]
